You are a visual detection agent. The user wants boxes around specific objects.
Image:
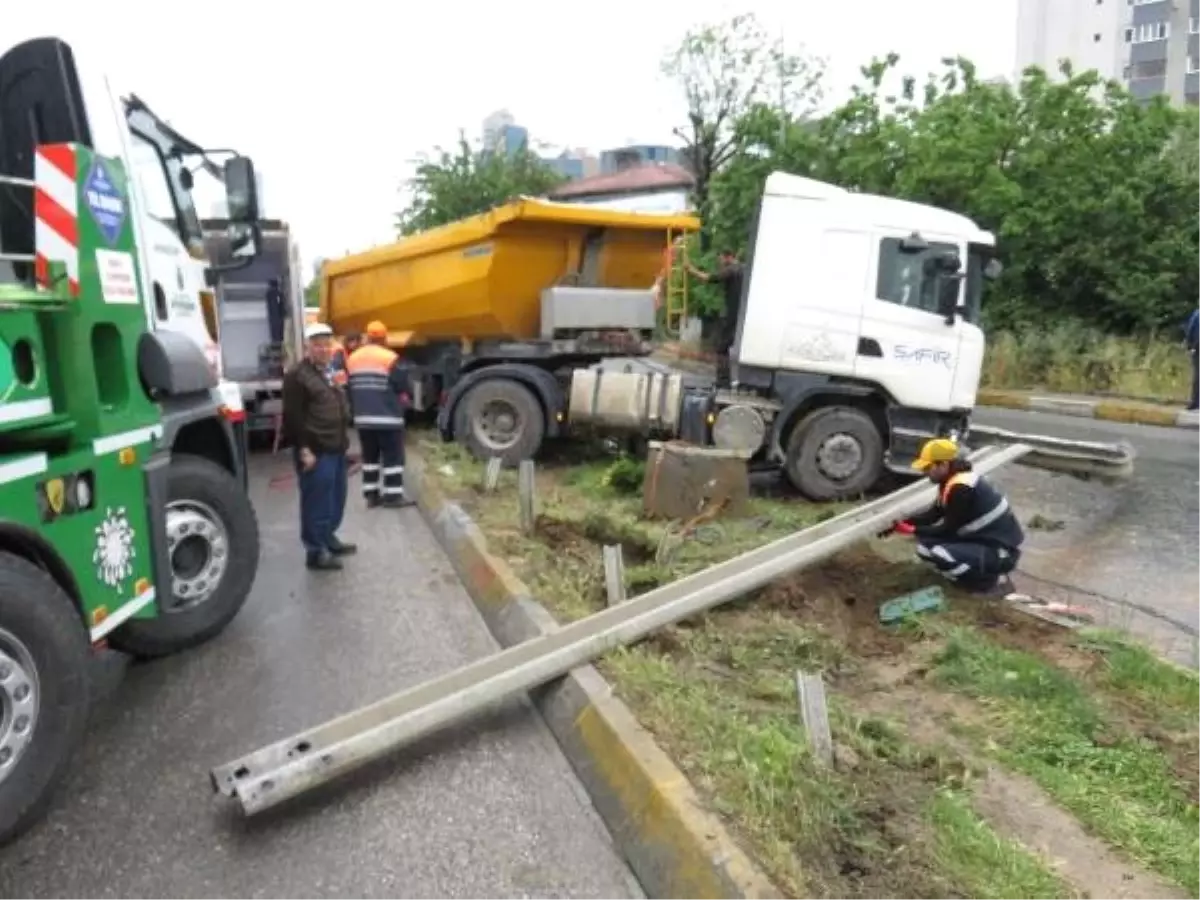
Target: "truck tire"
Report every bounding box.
[453,378,546,466]
[784,405,885,501]
[108,455,260,660]
[0,552,90,847]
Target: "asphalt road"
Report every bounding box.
[0,455,640,899]
[974,407,1199,664]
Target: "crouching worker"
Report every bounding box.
[890,438,1025,594]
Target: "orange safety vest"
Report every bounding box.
[345,343,405,428]
[939,470,978,506]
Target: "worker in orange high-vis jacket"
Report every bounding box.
[345,321,413,508]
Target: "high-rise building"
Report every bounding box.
[1015,0,1198,105]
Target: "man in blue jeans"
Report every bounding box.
[1185,307,1198,411]
[281,323,358,570]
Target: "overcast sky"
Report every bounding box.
[13,0,1017,276]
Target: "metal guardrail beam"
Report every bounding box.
[211,443,1030,817]
[967,424,1135,482]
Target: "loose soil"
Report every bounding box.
[417,436,1199,899]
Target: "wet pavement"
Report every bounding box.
[976,407,1199,666]
[0,455,640,899]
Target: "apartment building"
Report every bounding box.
[1015,0,1198,104]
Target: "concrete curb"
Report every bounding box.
[657,343,1200,431]
[409,452,779,900]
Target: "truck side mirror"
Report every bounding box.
[224,156,259,224]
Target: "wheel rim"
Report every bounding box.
[816,433,864,481]
[0,627,40,787]
[165,499,230,611]
[474,399,522,452]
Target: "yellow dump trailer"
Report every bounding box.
[320,198,700,343]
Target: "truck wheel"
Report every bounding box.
[784,406,884,501]
[453,378,546,466]
[0,552,90,847]
[108,455,260,660]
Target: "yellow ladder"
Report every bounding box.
[661,230,689,338]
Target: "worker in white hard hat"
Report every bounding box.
[280,322,357,570]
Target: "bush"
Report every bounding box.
[983,322,1190,401]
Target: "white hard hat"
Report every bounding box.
[305,323,334,340]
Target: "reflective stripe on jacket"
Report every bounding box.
[938,471,1024,550]
[346,343,406,428]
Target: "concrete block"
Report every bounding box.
[642,441,751,520]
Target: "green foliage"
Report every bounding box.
[396,134,567,236]
[705,54,1199,335]
[303,279,319,308]
[601,456,645,495]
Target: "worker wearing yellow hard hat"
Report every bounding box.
[881,437,1025,594]
[345,320,414,509]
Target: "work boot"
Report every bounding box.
[382,495,415,509]
[328,536,358,556]
[306,550,343,571]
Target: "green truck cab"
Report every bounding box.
[0,38,263,844]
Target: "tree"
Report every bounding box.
[705,54,1199,335]
[396,134,567,236]
[662,12,824,245]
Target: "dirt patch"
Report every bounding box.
[535,513,657,564]
[973,768,1191,899]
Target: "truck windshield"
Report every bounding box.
[123,103,204,253]
[963,245,992,325]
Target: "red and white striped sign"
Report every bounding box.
[34,143,80,296]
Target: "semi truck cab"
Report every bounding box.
[718,172,1003,498]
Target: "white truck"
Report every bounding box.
[564,172,1003,500]
[202,220,305,439]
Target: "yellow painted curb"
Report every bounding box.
[1093,401,1180,427]
[411,451,779,899]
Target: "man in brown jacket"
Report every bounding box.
[281,323,358,570]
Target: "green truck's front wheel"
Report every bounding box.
[108,455,260,660]
[0,552,91,847]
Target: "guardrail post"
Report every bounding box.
[795,670,833,767]
[518,460,536,534]
[483,457,502,493]
[602,545,627,606]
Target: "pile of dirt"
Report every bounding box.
[534,513,657,564]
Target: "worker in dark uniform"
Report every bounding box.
[346,320,413,509]
[885,438,1024,593]
[281,323,357,570]
[687,249,744,389]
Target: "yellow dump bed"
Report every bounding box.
[320,198,700,343]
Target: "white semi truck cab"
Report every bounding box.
[568,172,1004,501]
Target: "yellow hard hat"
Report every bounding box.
[365,320,388,339]
[912,437,960,472]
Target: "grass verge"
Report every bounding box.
[417,434,1196,898]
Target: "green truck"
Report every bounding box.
[0,37,263,845]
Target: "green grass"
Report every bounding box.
[1078,629,1200,732]
[983,325,1191,402]
[927,788,1072,900]
[930,626,1200,894]
[603,619,1071,899]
